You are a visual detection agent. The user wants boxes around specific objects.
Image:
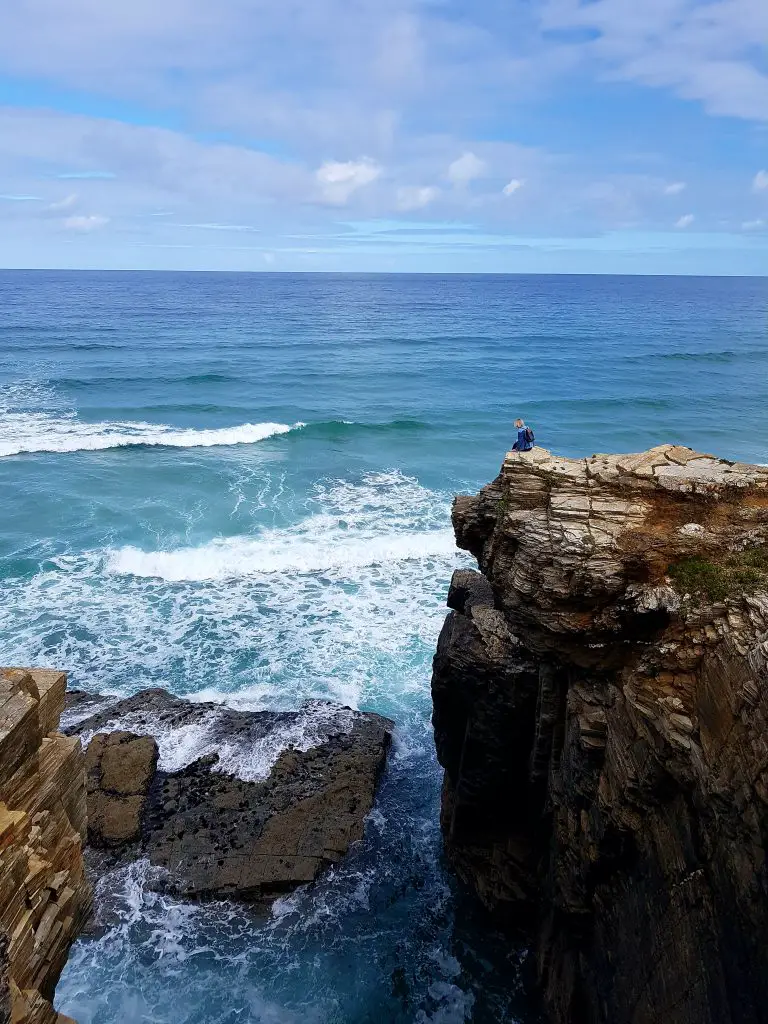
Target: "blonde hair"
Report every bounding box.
[515,418,524,428]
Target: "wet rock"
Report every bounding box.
[68,688,393,902]
[61,689,116,730]
[432,446,768,1024]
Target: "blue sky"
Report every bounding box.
[0,0,766,273]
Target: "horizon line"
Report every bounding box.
[1,267,766,279]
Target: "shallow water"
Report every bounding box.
[1,271,766,1023]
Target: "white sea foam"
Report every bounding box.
[108,527,456,581]
[1,470,468,715]
[0,413,297,457]
[109,466,456,582]
[80,702,357,782]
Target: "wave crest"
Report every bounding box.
[108,526,456,582]
[0,416,298,457]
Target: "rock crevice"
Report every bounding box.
[432,446,768,1024]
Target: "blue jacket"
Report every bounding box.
[516,425,533,451]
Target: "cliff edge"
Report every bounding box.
[432,445,768,1024]
[0,669,91,1024]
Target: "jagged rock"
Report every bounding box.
[432,446,768,1024]
[67,688,393,901]
[0,668,91,1024]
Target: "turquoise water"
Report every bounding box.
[1,271,766,1023]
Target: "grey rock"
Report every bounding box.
[68,688,393,902]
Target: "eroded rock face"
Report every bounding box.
[0,668,91,1024]
[67,688,393,901]
[432,446,768,1024]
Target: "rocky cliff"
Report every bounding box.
[432,446,768,1024]
[0,669,91,1024]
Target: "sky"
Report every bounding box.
[0,0,767,274]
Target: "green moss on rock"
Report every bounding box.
[669,547,768,601]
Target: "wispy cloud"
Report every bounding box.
[47,194,78,212]
[663,182,686,195]
[57,171,116,180]
[316,158,382,205]
[502,179,524,196]
[753,170,768,191]
[540,0,768,123]
[675,213,695,229]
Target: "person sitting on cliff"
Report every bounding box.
[511,418,535,452]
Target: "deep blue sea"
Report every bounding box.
[1,271,766,1024]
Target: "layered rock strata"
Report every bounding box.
[0,669,91,1024]
[67,688,393,901]
[432,445,768,1024]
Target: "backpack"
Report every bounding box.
[524,426,535,446]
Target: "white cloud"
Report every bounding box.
[540,0,768,123]
[62,214,110,232]
[502,178,524,196]
[675,213,695,229]
[47,193,78,212]
[316,158,381,205]
[753,170,768,191]
[447,151,486,187]
[663,181,686,195]
[396,185,439,211]
[742,218,765,230]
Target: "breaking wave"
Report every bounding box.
[0,414,298,457]
[0,381,437,458]
[0,470,466,713]
[108,527,456,582]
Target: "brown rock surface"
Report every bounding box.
[432,446,768,1024]
[0,668,91,1024]
[69,689,393,901]
[84,732,158,847]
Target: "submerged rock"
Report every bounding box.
[432,445,768,1024]
[66,688,393,901]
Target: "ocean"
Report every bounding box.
[1,270,766,1024]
